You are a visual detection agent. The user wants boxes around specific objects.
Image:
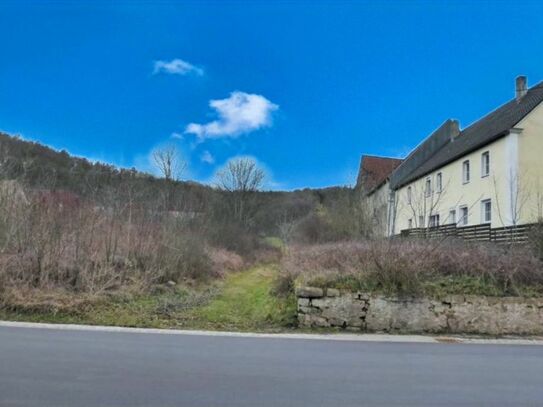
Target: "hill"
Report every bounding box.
[0,131,357,236]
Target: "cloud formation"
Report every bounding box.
[185,91,278,140]
[200,150,215,164]
[170,132,184,140]
[153,59,204,76]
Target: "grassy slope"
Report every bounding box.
[186,265,296,330]
[0,265,297,332]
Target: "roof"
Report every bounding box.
[390,81,543,189]
[356,155,403,193]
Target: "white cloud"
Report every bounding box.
[153,58,204,76]
[170,132,184,140]
[185,91,278,140]
[200,150,215,164]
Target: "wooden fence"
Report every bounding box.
[400,223,537,244]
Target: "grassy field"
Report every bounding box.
[0,265,297,332]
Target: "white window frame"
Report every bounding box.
[436,172,443,193]
[407,186,412,205]
[459,205,468,226]
[449,209,456,225]
[481,199,491,223]
[429,214,440,227]
[418,215,425,228]
[481,151,490,177]
[462,160,470,184]
[425,177,432,197]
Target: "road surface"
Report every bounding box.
[1,324,542,406]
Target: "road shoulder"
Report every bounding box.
[1,320,542,346]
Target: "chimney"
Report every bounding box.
[516,75,528,101]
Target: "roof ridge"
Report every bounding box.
[362,154,404,161]
[457,81,543,137]
[391,78,543,188]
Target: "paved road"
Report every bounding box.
[1,325,543,407]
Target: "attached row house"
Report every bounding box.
[357,76,543,237]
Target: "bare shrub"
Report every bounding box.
[528,222,543,261]
[293,212,334,244]
[281,239,543,297]
[208,248,244,277]
[292,198,371,244]
[0,183,237,312]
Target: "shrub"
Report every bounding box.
[528,222,543,261]
[0,184,246,312]
[208,248,244,277]
[280,239,543,297]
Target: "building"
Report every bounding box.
[358,76,543,236]
[356,155,403,236]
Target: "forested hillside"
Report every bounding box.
[0,131,361,239]
[0,130,369,315]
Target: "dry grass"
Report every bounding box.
[0,184,245,313]
[280,239,543,297]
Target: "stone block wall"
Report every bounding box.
[296,287,543,335]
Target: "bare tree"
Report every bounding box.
[400,176,464,230]
[152,144,186,211]
[152,144,186,182]
[215,157,266,226]
[493,170,529,228]
[216,157,265,193]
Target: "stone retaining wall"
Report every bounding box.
[296,287,543,335]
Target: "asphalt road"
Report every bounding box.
[1,326,543,407]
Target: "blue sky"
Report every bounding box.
[1,1,543,190]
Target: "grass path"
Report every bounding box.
[187,265,296,331]
[0,264,297,332]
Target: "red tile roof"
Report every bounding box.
[356,155,403,193]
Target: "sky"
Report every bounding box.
[1,0,543,190]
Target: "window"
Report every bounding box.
[481,199,491,223]
[481,151,490,177]
[459,206,468,226]
[449,209,456,225]
[407,186,412,204]
[462,160,470,184]
[408,218,413,229]
[418,215,425,228]
[425,178,432,197]
[436,172,443,193]
[429,214,440,227]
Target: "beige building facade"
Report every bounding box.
[358,76,543,236]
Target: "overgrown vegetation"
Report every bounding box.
[0,265,296,332]
[279,239,543,297]
[0,132,354,316]
[2,131,543,331]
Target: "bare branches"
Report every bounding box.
[216,157,265,193]
[152,144,186,182]
[215,157,266,227]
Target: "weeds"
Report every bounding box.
[0,182,245,312]
[279,239,543,297]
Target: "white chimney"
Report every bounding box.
[516,76,528,101]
